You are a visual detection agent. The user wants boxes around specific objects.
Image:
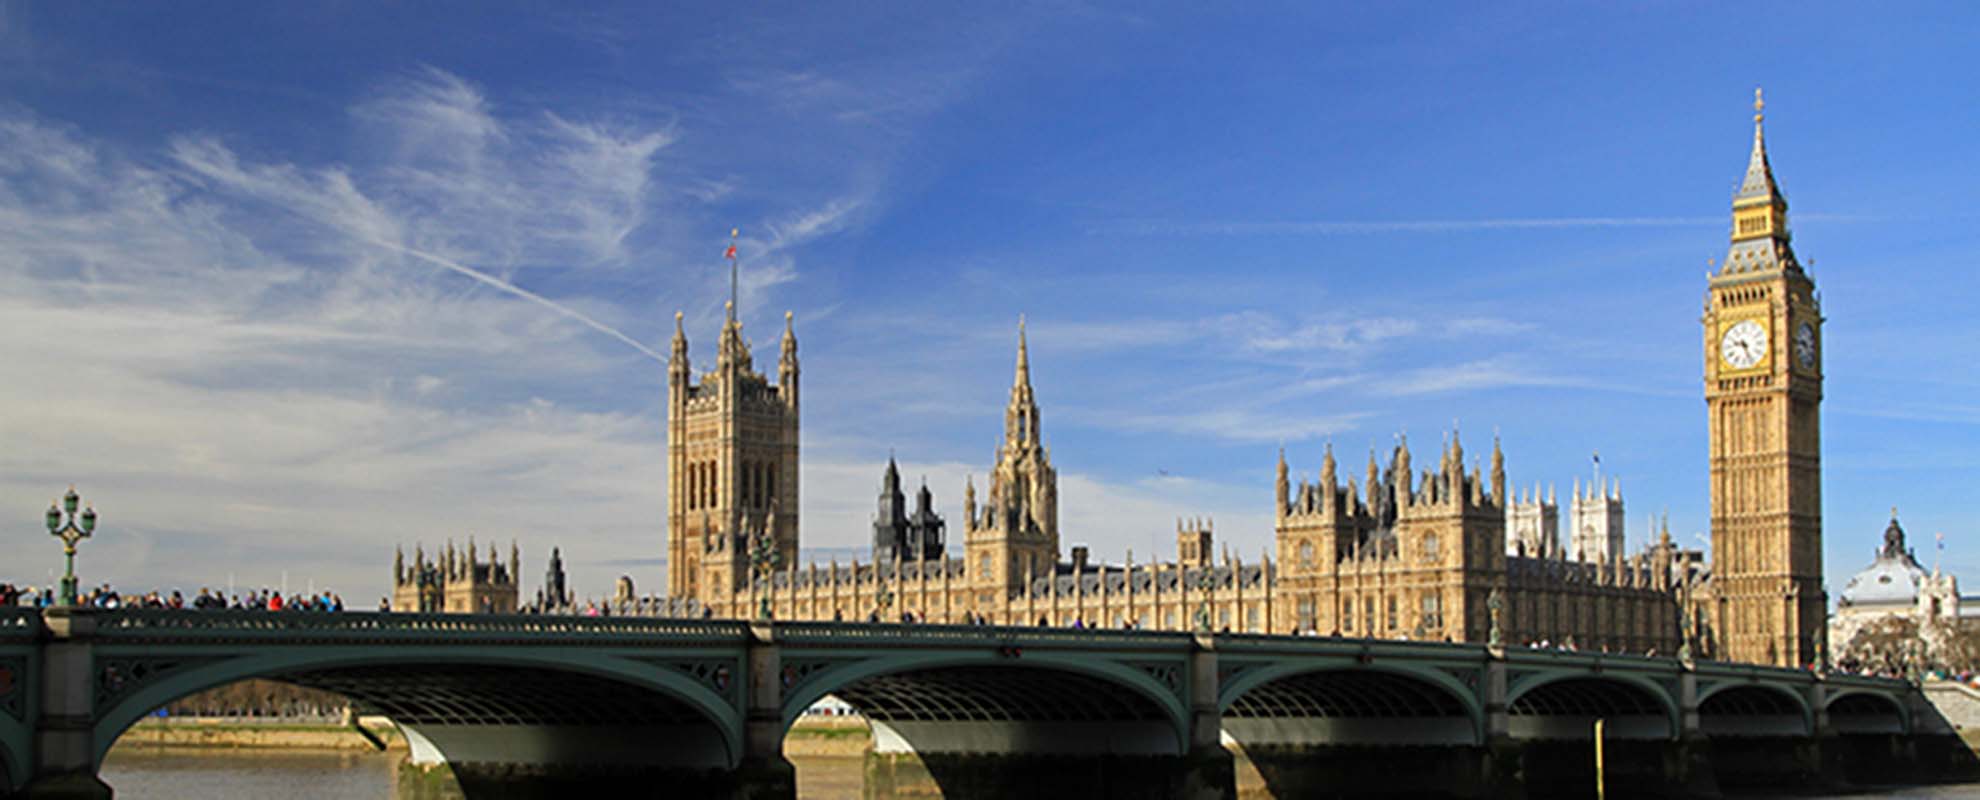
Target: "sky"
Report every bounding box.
[3,2,1979,606]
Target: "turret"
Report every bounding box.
[1275,448,1289,519]
[670,311,690,382]
[964,475,977,530]
[1395,434,1412,503]
[779,310,799,408]
[1320,443,1337,512]
[394,546,405,585]
[1365,448,1379,508]
[1490,436,1506,505]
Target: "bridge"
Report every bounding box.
[0,606,1947,799]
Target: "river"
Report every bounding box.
[94,749,1980,799]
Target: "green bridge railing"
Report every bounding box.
[87,608,753,644]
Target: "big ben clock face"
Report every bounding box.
[1794,322,1816,368]
[1720,319,1768,369]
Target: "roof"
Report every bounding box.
[1839,515,1928,606]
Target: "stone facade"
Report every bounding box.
[1569,467,1626,563]
[1503,484,1559,558]
[392,540,519,614]
[677,320,1693,653]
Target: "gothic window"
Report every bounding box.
[1421,592,1442,628]
[1341,600,1353,631]
[1386,596,1398,630]
[1364,597,1376,633]
[1298,541,1315,568]
[1165,609,1176,628]
[978,553,992,580]
[1246,605,1260,632]
[1423,533,1440,562]
[1297,598,1316,633]
[1218,607,1230,628]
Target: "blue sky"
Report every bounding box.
[3,2,1978,604]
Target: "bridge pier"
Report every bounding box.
[739,621,796,800]
[19,609,109,800]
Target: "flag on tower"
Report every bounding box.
[725,228,739,261]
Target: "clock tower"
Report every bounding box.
[1702,89,1825,667]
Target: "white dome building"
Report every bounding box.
[1830,512,1974,670]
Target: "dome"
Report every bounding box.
[1839,513,1927,607]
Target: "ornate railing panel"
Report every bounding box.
[774,620,1193,649]
[0,608,37,638]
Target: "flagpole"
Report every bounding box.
[728,228,739,323]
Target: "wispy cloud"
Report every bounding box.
[1107,410,1370,444]
[0,75,729,600]
[1370,357,1564,396]
[1092,216,1724,237]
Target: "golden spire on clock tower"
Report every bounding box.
[1721,87,1800,276]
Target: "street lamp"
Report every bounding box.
[45,486,97,607]
[747,529,782,620]
[1194,568,1216,632]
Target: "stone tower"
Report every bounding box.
[1504,483,1559,558]
[964,318,1060,591]
[873,456,946,563]
[1569,460,1624,563]
[1702,89,1825,667]
[666,298,800,604]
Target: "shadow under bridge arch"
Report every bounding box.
[1697,682,1813,738]
[93,651,743,774]
[1507,674,1676,741]
[782,654,1189,758]
[1218,664,1485,748]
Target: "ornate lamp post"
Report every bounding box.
[1194,568,1216,632]
[747,529,782,620]
[45,486,97,607]
[1486,587,1505,650]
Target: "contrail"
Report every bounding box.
[358,236,668,363]
[1094,216,1722,236]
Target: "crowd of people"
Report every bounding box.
[0,582,347,612]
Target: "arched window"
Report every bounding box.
[1422,533,1440,562]
[1298,540,1315,568]
[978,553,992,580]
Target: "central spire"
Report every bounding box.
[1014,314,1031,391]
[1005,315,1040,447]
[1736,88,1784,211]
[1720,87,1798,277]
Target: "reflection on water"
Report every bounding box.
[101,749,870,800]
[102,748,398,799]
[92,748,1980,799]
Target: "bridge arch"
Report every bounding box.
[1696,682,1814,738]
[92,648,743,770]
[1507,671,1678,740]
[1217,661,1484,747]
[1826,689,1909,735]
[781,652,1189,757]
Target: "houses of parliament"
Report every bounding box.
[657,92,1826,668]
